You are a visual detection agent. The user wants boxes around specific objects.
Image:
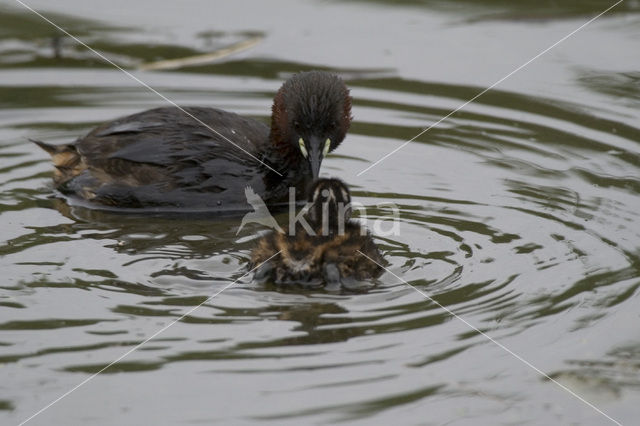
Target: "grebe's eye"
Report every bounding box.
[298,138,308,158]
[322,138,331,157]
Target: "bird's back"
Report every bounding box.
[55,106,274,210]
[251,221,383,285]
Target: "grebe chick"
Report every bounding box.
[33,71,352,212]
[250,178,384,291]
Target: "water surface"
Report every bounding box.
[1,0,640,424]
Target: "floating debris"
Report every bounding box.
[139,36,262,71]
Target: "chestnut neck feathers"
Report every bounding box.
[269,72,352,169]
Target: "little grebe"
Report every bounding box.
[33,71,352,212]
[250,178,385,291]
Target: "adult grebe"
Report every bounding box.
[34,71,352,212]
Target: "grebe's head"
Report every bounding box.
[270,71,352,179]
[307,178,352,233]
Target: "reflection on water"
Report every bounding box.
[1,0,640,425]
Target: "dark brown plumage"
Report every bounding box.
[250,179,385,291]
[33,71,352,212]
